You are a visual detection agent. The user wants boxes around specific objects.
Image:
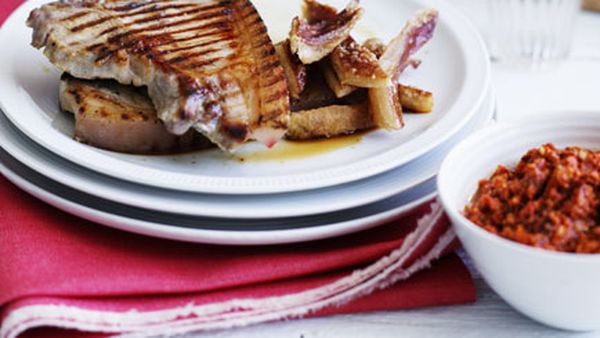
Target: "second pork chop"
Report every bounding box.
[60,74,213,154]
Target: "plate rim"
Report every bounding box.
[0,155,436,245]
[0,0,491,195]
[0,88,493,219]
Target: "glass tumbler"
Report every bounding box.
[487,0,581,68]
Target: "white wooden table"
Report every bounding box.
[189,267,600,338]
[188,4,600,337]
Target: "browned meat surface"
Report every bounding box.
[330,37,387,88]
[28,0,290,152]
[398,84,434,113]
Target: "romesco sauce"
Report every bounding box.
[465,144,600,253]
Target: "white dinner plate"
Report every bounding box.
[0,150,436,245]
[0,0,490,194]
[0,87,494,219]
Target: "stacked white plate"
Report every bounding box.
[0,0,492,245]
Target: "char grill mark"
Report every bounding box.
[221,123,249,142]
[112,2,197,15]
[233,0,289,138]
[264,88,290,104]
[262,74,282,88]
[260,60,281,73]
[92,3,202,35]
[86,18,233,54]
[115,4,227,30]
[108,1,161,12]
[251,36,271,49]
[164,40,235,61]
[158,34,233,55]
[68,3,206,32]
[185,59,224,69]
[91,8,233,62]
[71,15,112,32]
[169,53,221,66]
[61,11,90,22]
[104,5,231,42]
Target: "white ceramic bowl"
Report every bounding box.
[438,111,600,331]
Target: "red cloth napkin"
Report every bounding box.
[0,1,475,337]
[0,173,475,338]
[0,0,20,27]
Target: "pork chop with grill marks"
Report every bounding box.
[27,0,290,152]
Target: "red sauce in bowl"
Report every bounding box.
[465,144,600,253]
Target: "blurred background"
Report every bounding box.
[451,0,600,121]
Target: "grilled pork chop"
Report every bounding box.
[28,0,290,152]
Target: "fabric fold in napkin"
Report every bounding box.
[0,174,475,338]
